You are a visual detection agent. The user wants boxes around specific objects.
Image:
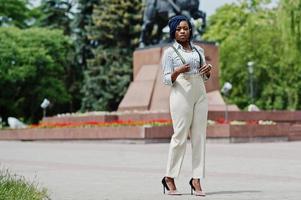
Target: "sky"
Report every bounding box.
[200,0,279,16]
[200,0,237,16]
[30,0,278,17]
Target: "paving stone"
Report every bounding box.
[0,140,300,200]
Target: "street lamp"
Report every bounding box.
[247,61,255,103]
[221,82,232,123]
[40,98,50,118]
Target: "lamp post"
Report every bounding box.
[40,98,50,118]
[247,61,254,103]
[221,82,232,123]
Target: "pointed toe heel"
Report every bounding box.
[189,178,206,196]
[161,177,181,195]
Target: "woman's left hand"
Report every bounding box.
[199,64,212,75]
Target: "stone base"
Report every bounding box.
[2,110,301,142]
[0,124,298,142]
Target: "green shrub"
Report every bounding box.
[0,169,49,200]
[0,27,73,123]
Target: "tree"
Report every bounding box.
[0,27,73,122]
[72,0,98,69]
[88,0,142,49]
[275,0,301,109]
[36,0,74,35]
[81,47,132,110]
[0,0,31,28]
[34,0,86,113]
[203,0,301,110]
[81,0,143,111]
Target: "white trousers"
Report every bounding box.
[165,74,208,178]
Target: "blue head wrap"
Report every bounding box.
[168,15,193,40]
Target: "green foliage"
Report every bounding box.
[204,0,301,110]
[34,0,87,113]
[81,47,132,110]
[88,0,143,49]
[276,0,301,110]
[203,3,249,43]
[0,0,31,28]
[36,0,74,35]
[0,169,49,200]
[279,0,301,51]
[81,0,143,111]
[0,27,73,122]
[72,0,99,68]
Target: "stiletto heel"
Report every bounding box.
[161,177,168,194]
[189,178,194,195]
[189,178,206,196]
[161,177,181,195]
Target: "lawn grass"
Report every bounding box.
[0,169,50,200]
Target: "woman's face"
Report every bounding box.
[175,20,190,43]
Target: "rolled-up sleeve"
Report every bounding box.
[161,49,174,86]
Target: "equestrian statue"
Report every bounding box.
[139,0,206,47]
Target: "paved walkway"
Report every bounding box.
[0,140,301,200]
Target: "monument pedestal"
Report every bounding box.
[118,42,239,112]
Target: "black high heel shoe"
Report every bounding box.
[189,178,206,196]
[161,177,169,194]
[161,177,181,195]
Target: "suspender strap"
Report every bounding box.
[171,45,204,65]
[193,46,204,65]
[171,46,186,64]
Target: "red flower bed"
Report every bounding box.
[30,119,172,128]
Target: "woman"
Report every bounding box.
[161,15,212,196]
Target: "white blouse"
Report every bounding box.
[161,41,208,86]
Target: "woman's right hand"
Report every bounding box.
[176,63,190,74]
[171,64,190,83]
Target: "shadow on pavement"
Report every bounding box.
[206,190,262,196]
[177,190,261,196]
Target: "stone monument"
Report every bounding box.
[139,0,206,47]
[118,0,239,112]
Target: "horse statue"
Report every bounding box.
[139,0,206,47]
